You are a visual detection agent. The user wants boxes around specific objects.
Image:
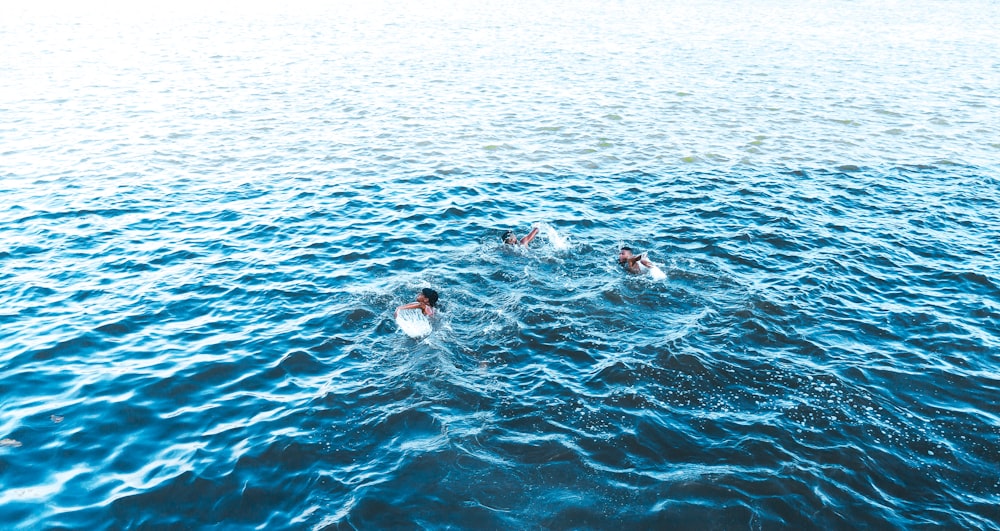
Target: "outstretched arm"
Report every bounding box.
[395,302,421,317]
[520,225,540,245]
[627,253,652,270]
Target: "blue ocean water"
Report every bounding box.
[2,1,999,529]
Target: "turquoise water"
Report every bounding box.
[2,1,999,529]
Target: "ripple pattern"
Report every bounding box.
[2,1,1000,530]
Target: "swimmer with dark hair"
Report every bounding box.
[395,288,439,317]
[501,224,540,246]
[618,246,653,275]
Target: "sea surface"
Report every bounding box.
[2,1,999,529]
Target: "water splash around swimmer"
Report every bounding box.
[537,222,569,250]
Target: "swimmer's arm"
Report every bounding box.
[395,302,421,317]
[639,254,653,267]
[520,225,540,245]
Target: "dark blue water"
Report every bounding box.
[3,1,1000,529]
[3,166,998,529]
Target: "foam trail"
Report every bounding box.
[539,222,569,250]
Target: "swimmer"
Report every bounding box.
[618,246,653,275]
[501,224,540,246]
[395,288,438,318]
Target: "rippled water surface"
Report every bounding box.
[2,1,999,529]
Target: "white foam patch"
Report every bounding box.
[641,254,667,280]
[648,264,667,280]
[396,309,432,338]
[539,222,569,250]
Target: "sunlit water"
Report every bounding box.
[2,1,999,529]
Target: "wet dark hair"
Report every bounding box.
[620,246,633,252]
[421,288,439,307]
[501,230,515,243]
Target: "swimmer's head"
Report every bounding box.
[618,246,634,263]
[501,230,516,244]
[420,288,439,307]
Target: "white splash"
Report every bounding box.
[395,309,432,338]
[538,222,569,250]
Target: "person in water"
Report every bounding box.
[618,246,653,274]
[502,224,540,246]
[395,288,439,318]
